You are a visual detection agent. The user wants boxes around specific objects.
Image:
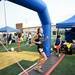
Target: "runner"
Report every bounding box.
[32,27,47,73]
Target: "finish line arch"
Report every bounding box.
[7,0,51,57]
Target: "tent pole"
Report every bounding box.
[57,28,59,35]
[3,0,8,45]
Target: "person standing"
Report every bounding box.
[28,32,32,46]
[54,35,61,57]
[18,33,21,51]
[65,40,72,55]
[8,34,12,44]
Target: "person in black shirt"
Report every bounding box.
[32,28,47,73]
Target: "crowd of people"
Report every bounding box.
[1,32,32,45]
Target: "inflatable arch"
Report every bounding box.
[3,0,51,57]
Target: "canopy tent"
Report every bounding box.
[0,26,20,32]
[0,26,21,45]
[56,15,75,28]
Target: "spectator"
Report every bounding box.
[18,33,21,51]
[54,35,61,57]
[8,34,12,45]
[28,32,32,45]
[65,40,72,55]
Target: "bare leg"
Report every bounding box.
[34,48,47,73]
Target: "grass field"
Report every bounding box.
[0,41,39,75]
[0,41,38,52]
[0,51,39,75]
[51,55,75,75]
[0,60,37,75]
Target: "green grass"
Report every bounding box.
[51,35,56,48]
[0,41,38,75]
[0,41,38,52]
[19,45,37,52]
[0,42,25,52]
[0,60,37,75]
[51,55,75,75]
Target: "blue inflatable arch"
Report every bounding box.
[7,0,51,57]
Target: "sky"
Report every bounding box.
[0,0,75,28]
